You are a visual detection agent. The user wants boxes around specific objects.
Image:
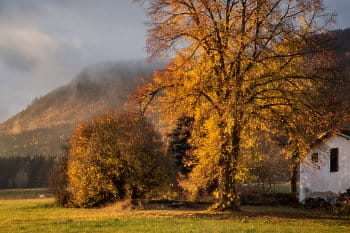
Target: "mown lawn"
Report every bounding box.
[0,198,349,233]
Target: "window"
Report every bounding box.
[330,148,339,173]
[311,153,318,163]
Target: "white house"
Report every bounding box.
[299,130,350,203]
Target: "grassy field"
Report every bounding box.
[0,188,51,199]
[0,197,349,233]
[0,183,291,199]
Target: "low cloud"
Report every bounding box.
[0,23,57,72]
[0,0,147,122]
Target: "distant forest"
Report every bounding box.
[0,155,55,188]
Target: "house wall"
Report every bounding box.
[299,135,350,202]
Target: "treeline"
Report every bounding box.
[0,155,55,188]
[0,125,72,157]
[53,111,293,208]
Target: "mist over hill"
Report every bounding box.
[0,60,162,157]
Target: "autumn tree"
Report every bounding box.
[247,132,290,192]
[134,0,336,210]
[270,72,350,197]
[67,112,172,207]
[49,153,69,206]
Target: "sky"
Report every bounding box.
[0,0,349,123]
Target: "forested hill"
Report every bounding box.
[0,60,161,157]
[335,28,350,54]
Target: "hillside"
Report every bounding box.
[0,60,160,157]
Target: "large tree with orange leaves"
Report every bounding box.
[135,0,339,210]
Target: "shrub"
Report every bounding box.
[240,191,297,206]
[332,191,350,215]
[304,197,331,209]
[67,112,174,207]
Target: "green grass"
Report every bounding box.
[273,182,293,193]
[245,182,298,194]
[0,198,349,233]
[0,188,51,199]
[0,182,291,200]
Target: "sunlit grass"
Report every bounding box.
[0,198,349,233]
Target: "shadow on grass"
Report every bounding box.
[122,200,350,223]
[180,207,350,225]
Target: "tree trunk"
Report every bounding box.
[230,127,241,210]
[217,125,241,211]
[291,170,298,195]
[290,150,299,199]
[219,156,232,205]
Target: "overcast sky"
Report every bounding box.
[0,0,349,123]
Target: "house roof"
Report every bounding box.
[311,130,350,149]
[339,130,350,140]
[340,130,350,137]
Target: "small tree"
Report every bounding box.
[49,153,69,206]
[269,71,350,198]
[248,133,290,192]
[167,116,195,176]
[67,112,172,207]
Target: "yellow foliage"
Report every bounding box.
[67,112,173,207]
[134,0,336,209]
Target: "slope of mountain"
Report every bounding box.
[0,60,161,157]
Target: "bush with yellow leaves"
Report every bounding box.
[67,112,173,207]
